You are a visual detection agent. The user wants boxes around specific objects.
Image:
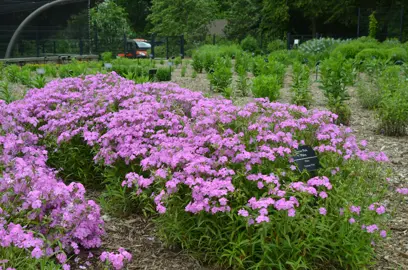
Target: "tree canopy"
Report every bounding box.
[91,0,132,52]
[147,0,217,40]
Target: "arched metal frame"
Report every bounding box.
[5,0,87,58]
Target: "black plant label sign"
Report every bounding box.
[293,145,320,172]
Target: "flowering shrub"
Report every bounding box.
[2,72,392,268]
[0,100,105,265]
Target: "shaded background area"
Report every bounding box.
[0,0,407,59]
[0,0,94,58]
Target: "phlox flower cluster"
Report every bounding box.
[344,202,387,239]
[100,248,132,270]
[0,101,104,263]
[0,72,393,264]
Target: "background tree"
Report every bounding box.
[369,11,378,38]
[215,0,233,18]
[116,0,152,35]
[224,0,263,40]
[147,0,217,40]
[91,0,132,52]
[325,0,358,27]
[290,0,330,36]
[260,0,289,40]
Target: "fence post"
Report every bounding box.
[36,28,40,57]
[123,33,126,57]
[180,34,184,59]
[166,36,169,59]
[151,33,155,59]
[400,8,404,42]
[80,39,83,55]
[213,34,216,45]
[94,25,98,53]
[287,32,291,50]
[357,8,361,37]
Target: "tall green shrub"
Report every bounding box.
[208,58,233,93]
[291,62,312,108]
[369,12,378,39]
[376,66,408,136]
[241,36,259,52]
[252,75,280,101]
[320,54,354,125]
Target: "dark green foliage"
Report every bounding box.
[385,47,408,63]
[0,81,15,104]
[291,62,312,108]
[251,56,269,77]
[375,66,408,136]
[355,48,387,62]
[267,39,286,52]
[252,56,287,84]
[0,246,61,270]
[331,41,378,59]
[356,81,382,110]
[99,160,155,217]
[203,50,217,73]
[320,53,354,125]
[208,58,233,92]
[192,45,242,74]
[31,75,47,89]
[252,74,280,101]
[234,52,252,73]
[236,66,250,97]
[18,69,32,86]
[45,135,105,190]
[181,65,187,77]
[116,0,151,34]
[224,0,262,40]
[191,70,197,78]
[369,12,378,39]
[91,0,132,54]
[44,65,58,78]
[5,65,20,83]
[156,67,172,81]
[174,56,182,67]
[192,52,204,73]
[101,51,114,63]
[252,56,287,83]
[269,50,292,65]
[58,60,88,78]
[0,62,4,81]
[148,0,217,41]
[240,36,258,52]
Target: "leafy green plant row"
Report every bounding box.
[357,64,408,136]
[291,62,312,108]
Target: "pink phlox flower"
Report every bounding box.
[319,207,327,215]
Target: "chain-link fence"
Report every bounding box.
[0,0,91,59]
[1,3,406,59]
[357,8,404,41]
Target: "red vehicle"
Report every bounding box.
[117,39,151,58]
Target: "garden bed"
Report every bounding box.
[82,64,408,270]
[1,43,407,269]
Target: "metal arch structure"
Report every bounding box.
[5,0,87,58]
